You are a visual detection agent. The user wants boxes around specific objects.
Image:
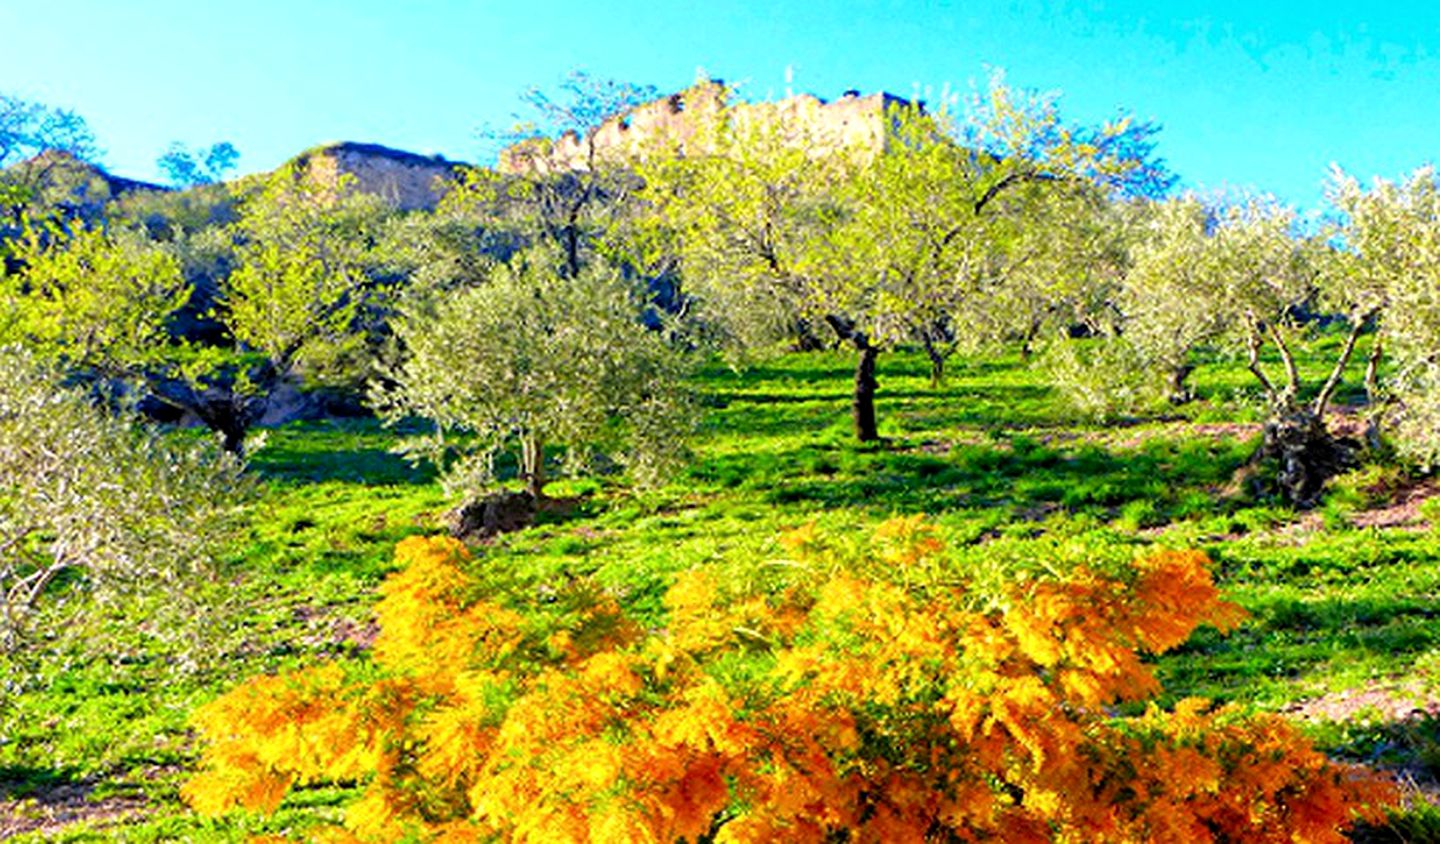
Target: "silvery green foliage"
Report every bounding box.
[1116,199,1230,385]
[0,347,245,652]
[375,250,693,497]
[1039,335,1168,421]
[1391,366,1440,470]
[1330,166,1440,466]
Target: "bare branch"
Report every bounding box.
[1312,310,1373,418]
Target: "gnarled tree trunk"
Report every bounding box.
[1243,311,1370,506]
[1167,363,1196,405]
[1255,408,1356,508]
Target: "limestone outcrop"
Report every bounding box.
[290,142,461,211]
[498,82,913,174]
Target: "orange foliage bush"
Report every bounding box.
[184,522,1395,842]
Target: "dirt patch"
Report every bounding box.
[0,783,148,840]
[1350,478,1440,531]
[1283,681,1440,724]
[1103,420,1262,451]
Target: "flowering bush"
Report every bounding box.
[185,520,1395,842]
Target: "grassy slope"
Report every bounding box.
[2,344,1438,840]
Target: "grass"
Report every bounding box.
[2,342,1437,840]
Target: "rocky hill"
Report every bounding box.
[3,141,467,217]
[1,149,169,220]
[287,141,463,211]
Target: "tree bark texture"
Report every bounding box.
[1255,409,1356,508]
[521,434,546,501]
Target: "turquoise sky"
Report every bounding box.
[3,1,1437,209]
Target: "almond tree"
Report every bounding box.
[640,77,1165,442]
[1,166,391,453]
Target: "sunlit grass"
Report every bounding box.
[1,341,1435,839]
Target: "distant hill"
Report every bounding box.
[3,141,469,218]
[286,141,464,211]
[2,149,169,220]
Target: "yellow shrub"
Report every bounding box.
[185,520,1395,842]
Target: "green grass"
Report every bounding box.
[2,343,1437,840]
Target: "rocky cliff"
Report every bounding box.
[289,142,461,211]
[498,82,914,174]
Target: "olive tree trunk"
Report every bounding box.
[1243,313,1369,506]
[853,342,879,443]
[520,434,546,501]
[1167,363,1196,405]
[1255,409,1354,507]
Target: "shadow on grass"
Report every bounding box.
[0,766,86,802]
[688,432,1254,520]
[249,419,437,486]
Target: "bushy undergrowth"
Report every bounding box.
[185,525,1395,842]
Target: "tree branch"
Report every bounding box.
[1311,310,1373,418]
[1266,322,1301,404]
[973,169,1059,215]
[1245,318,1279,403]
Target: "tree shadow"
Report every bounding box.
[248,419,438,486]
[688,430,1253,521]
[0,765,86,802]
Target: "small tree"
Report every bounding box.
[0,92,101,229]
[484,70,660,279]
[2,167,391,453]
[376,248,692,500]
[0,91,97,169]
[1106,197,1233,405]
[157,141,240,188]
[0,346,244,652]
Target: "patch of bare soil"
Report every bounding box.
[0,783,148,840]
[1103,420,1262,451]
[1350,478,1440,531]
[1283,682,1440,812]
[1283,681,1440,724]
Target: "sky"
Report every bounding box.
[3,0,1439,210]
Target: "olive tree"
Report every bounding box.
[375,248,693,501]
[1066,194,1376,503]
[0,346,244,652]
[1329,166,1440,466]
[639,77,1166,442]
[1102,197,1234,405]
